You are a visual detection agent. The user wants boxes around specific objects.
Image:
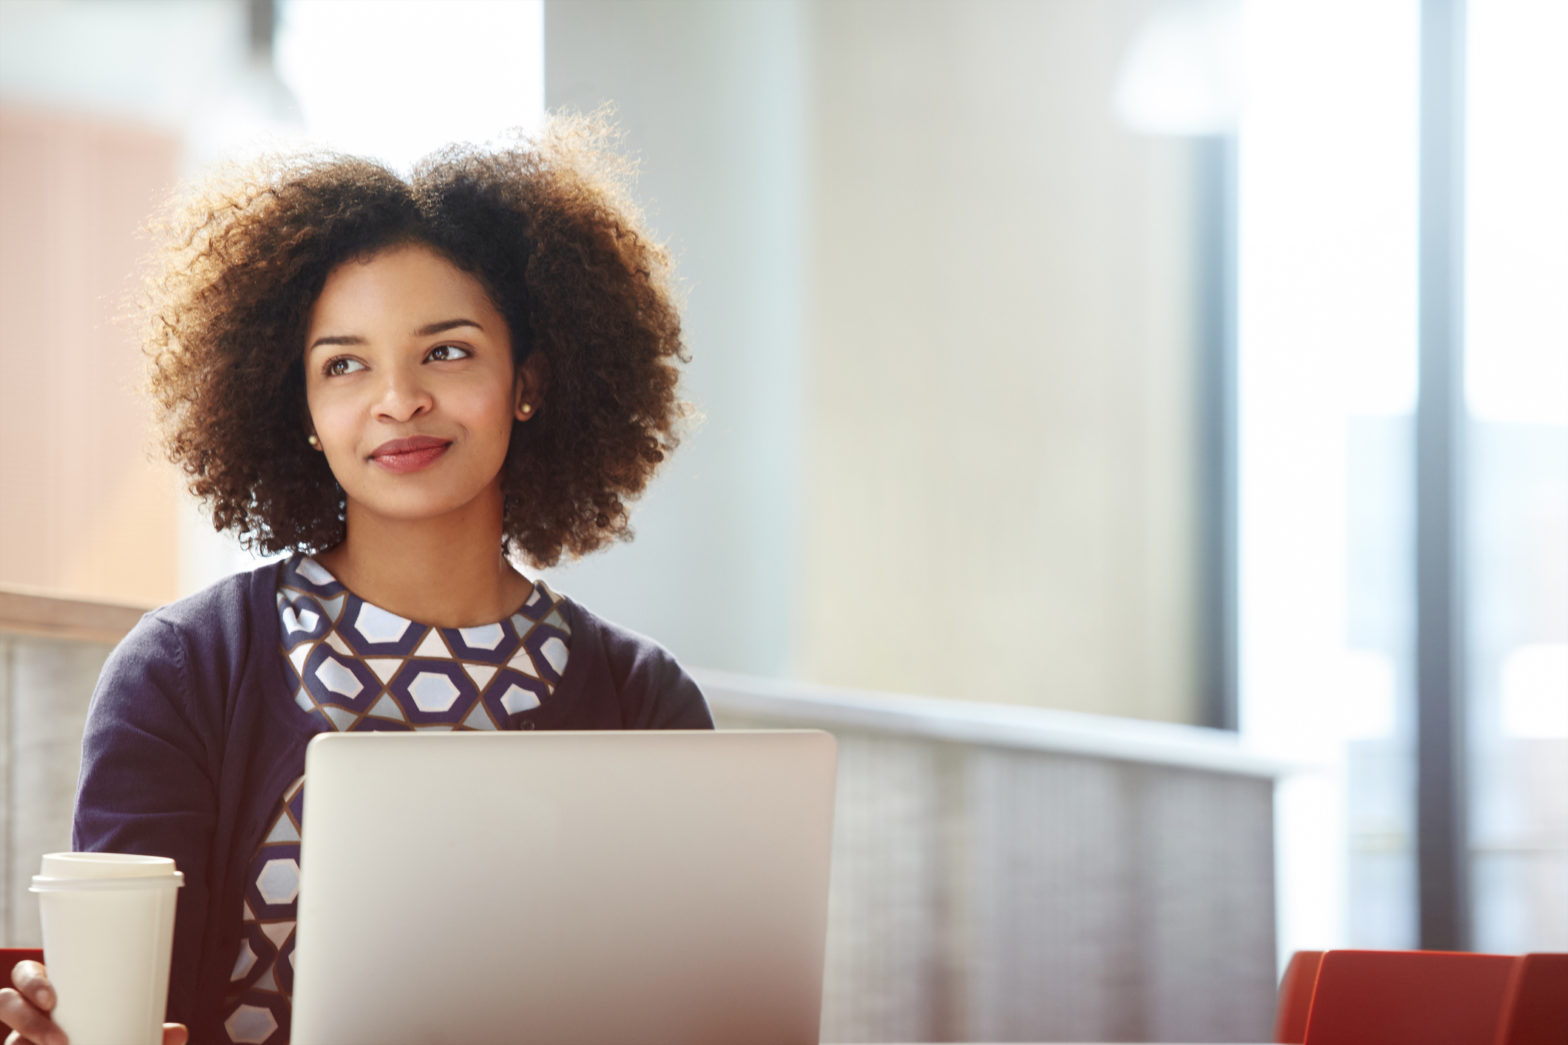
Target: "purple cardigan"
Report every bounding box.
[72,561,712,1042]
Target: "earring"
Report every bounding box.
[308,434,320,449]
[519,403,532,415]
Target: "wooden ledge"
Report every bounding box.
[0,586,149,645]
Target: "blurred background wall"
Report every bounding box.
[544,0,1202,723]
[1,0,1563,1003]
[0,106,181,606]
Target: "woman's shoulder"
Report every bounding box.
[558,595,664,656]
[555,594,687,686]
[553,594,713,730]
[113,559,286,670]
[89,560,289,736]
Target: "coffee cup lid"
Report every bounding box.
[38,852,178,878]
[30,852,184,891]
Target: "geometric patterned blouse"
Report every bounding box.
[220,554,572,1045]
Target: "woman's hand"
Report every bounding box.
[0,961,62,1045]
[0,961,188,1045]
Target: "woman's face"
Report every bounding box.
[302,243,537,531]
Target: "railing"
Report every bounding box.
[1,589,143,950]
[1,588,1288,1041]
[701,670,1287,1042]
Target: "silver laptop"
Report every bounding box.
[291,730,837,1045]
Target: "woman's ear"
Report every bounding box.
[514,350,550,422]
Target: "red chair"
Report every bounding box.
[0,948,44,988]
[1302,949,1517,1045]
[1494,952,1568,1045]
[1275,950,1325,1043]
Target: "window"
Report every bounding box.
[1236,0,1566,955]
[1463,0,1568,953]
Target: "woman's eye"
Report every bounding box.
[324,357,365,377]
[427,344,472,362]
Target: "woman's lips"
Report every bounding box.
[369,436,451,474]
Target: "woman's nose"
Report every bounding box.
[374,366,433,422]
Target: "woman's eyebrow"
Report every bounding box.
[306,319,483,353]
[416,318,483,337]
[306,333,365,351]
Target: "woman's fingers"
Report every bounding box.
[0,962,65,1045]
[3,966,182,1045]
[0,982,65,1045]
[7,965,53,1014]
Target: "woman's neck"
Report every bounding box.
[314,501,532,628]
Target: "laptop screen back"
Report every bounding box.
[291,729,837,1045]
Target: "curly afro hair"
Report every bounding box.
[140,114,689,567]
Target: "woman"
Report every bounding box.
[1,115,710,1045]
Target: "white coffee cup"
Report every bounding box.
[29,852,184,1045]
